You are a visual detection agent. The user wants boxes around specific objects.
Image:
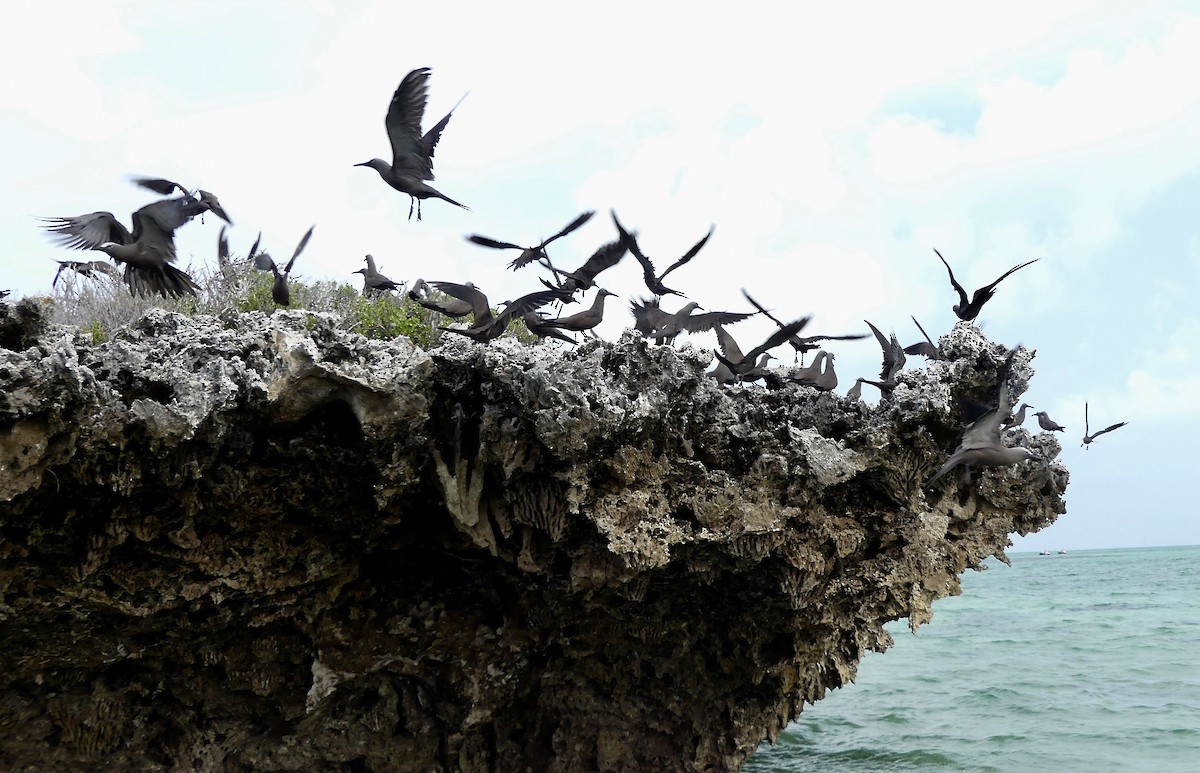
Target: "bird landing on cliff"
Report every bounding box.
[934,249,1039,322]
[355,67,468,220]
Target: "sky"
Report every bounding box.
[3,1,1199,551]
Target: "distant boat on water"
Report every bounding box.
[1040,550,1053,556]
[1058,549,1068,555]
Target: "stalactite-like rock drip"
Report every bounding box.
[0,300,1067,772]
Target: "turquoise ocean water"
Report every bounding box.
[744,545,1200,772]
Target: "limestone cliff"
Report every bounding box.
[0,298,1067,771]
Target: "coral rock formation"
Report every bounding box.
[0,298,1067,771]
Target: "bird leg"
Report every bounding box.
[407,197,416,221]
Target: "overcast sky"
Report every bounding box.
[4,2,1198,552]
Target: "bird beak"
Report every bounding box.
[353,161,370,168]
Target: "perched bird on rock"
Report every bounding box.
[539,288,615,334]
[1034,411,1066,432]
[353,255,404,297]
[355,67,467,220]
[935,249,1039,322]
[709,318,809,384]
[1003,402,1034,429]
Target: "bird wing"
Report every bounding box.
[570,237,628,285]
[658,224,714,281]
[246,231,262,264]
[130,198,205,260]
[254,251,278,272]
[417,92,464,179]
[744,317,811,363]
[197,190,233,225]
[612,212,661,293]
[42,212,133,250]
[132,177,188,196]
[679,310,755,334]
[713,324,744,364]
[1084,401,1090,436]
[1090,422,1128,439]
[494,290,566,329]
[431,281,491,319]
[971,258,1040,302]
[865,320,897,381]
[904,341,940,358]
[958,349,1018,452]
[284,224,315,274]
[467,234,523,251]
[538,211,595,249]
[384,67,432,174]
[218,226,230,262]
[630,297,670,334]
[741,289,789,329]
[934,249,969,307]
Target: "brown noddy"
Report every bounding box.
[789,350,838,392]
[353,254,403,297]
[1003,402,1034,429]
[436,285,565,343]
[355,67,467,220]
[846,378,865,401]
[613,210,713,298]
[132,177,233,225]
[468,211,595,270]
[409,278,472,317]
[522,311,577,344]
[253,225,314,306]
[539,288,616,333]
[1034,411,1066,432]
[630,297,671,336]
[903,316,942,360]
[741,289,868,363]
[710,318,810,383]
[543,236,629,296]
[52,259,119,287]
[42,196,206,298]
[1081,402,1127,449]
[926,349,1039,488]
[864,319,906,396]
[934,249,1039,322]
[647,301,754,345]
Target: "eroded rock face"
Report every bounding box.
[0,301,1067,771]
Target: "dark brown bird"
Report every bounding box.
[52,259,119,287]
[903,316,942,360]
[927,349,1040,488]
[542,236,629,296]
[433,282,564,343]
[355,67,467,220]
[612,211,713,298]
[467,211,595,270]
[253,225,314,306]
[1003,402,1034,429]
[132,177,233,224]
[353,255,403,297]
[647,301,754,345]
[630,297,671,336]
[1034,411,1066,432]
[711,318,810,383]
[408,278,472,317]
[789,350,839,392]
[1081,402,1127,448]
[741,289,868,363]
[540,288,616,333]
[42,196,206,298]
[522,311,576,344]
[935,249,1039,322]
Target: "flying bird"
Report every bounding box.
[709,318,810,384]
[855,320,907,398]
[132,177,233,225]
[630,297,671,337]
[934,249,1039,322]
[52,260,119,287]
[353,255,404,297]
[253,225,314,306]
[741,289,867,363]
[542,236,629,296]
[42,196,208,298]
[612,211,713,297]
[646,301,754,345]
[355,67,467,220]
[467,211,595,270]
[1081,402,1128,449]
[1034,411,1066,432]
[903,316,942,360]
[433,283,564,343]
[927,349,1040,488]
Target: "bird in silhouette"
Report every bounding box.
[927,349,1039,488]
[408,278,473,318]
[1034,411,1066,432]
[433,282,564,343]
[132,177,233,225]
[42,196,207,298]
[741,289,867,363]
[253,225,314,306]
[630,297,671,337]
[539,288,616,334]
[612,211,712,297]
[542,237,629,295]
[1003,402,1034,429]
[355,67,467,220]
[934,249,1039,322]
[647,301,754,345]
[903,316,942,360]
[710,318,809,383]
[468,211,595,270]
[353,255,403,297]
[52,260,119,287]
[1081,402,1127,449]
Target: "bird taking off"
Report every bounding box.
[42,196,207,298]
[934,249,1039,321]
[356,67,467,220]
[253,225,314,306]
[467,211,595,270]
[612,210,713,298]
[926,348,1040,489]
[132,177,233,225]
[1081,402,1127,448]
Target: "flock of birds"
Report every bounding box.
[22,66,1129,490]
